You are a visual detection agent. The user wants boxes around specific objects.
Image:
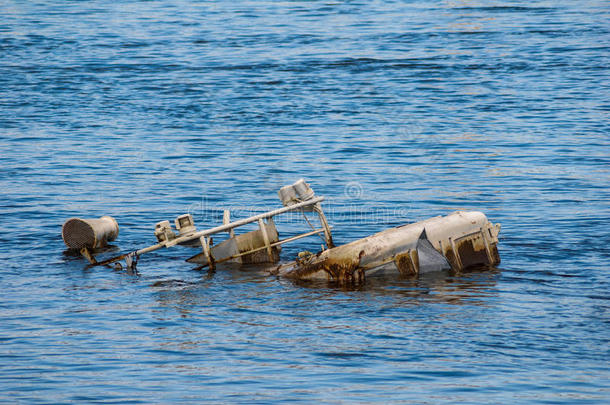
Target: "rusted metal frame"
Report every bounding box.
[448,237,463,270]
[300,209,328,246]
[92,252,129,267]
[80,247,97,264]
[196,227,330,269]
[450,230,488,270]
[91,197,326,267]
[258,218,273,261]
[163,196,325,248]
[313,203,334,249]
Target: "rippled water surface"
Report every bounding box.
[1,0,609,403]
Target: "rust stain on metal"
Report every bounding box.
[456,235,492,269]
[443,246,460,270]
[442,232,501,271]
[280,212,501,282]
[65,177,502,285]
[490,244,501,265]
[394,249,419,276]
[286,255,365,284]
[79,247,97,265]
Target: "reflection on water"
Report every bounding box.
[151,265,501,315]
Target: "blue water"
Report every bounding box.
[1,0,609,403]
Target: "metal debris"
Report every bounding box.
[61,179,501,283]
[273,211,500,283]
[62,216,119,249]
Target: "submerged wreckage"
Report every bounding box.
[62,180,501,283]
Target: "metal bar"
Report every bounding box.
[314,203,334,248]
[301,210,326,245]
[92,252,130,267]
[196,227,330,268]
[164,196,325,248]
[80,247,97,264]
[94,197,326,267]
[200,236,215,271]
[136,243,164,256]
[258,218,273,260]
[270,227,328,249]
[223,210,235,238]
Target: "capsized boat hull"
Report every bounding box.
[272,211,501,282]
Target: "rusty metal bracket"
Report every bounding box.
[125,251,138,271]
[80,247,97,265]
[314,203,334,249]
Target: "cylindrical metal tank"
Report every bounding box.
[62,216,119,249]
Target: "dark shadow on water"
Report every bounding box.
[149,260,502,309]
[291,264,500,291]
[61,244,122,260]
[278,264,502,305]
[62,244,141,276]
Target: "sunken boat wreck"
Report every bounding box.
[62,179,501,283]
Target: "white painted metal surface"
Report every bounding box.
[273,211,501,282]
